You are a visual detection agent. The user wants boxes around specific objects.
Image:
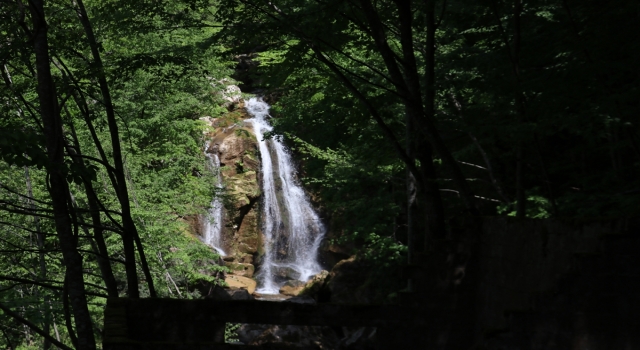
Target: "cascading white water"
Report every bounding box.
[245,97,325,294]
[203,143,226,256]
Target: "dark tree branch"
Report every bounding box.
[0,301,73,350]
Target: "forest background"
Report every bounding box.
[0,0,638,348]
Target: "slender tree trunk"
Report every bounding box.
[24,166,51,349]
[64,119,119,297]
[73,0,156,297]
[515,145,526,217]
[490,0,528,217]
[533,134,559,216]
[327,1,470,234]
[415,0,480,217]
[28,0,96,348]
[512,0,527,218]
[397,0,447,248]
[405,112,419,292]
[420,0,448,242]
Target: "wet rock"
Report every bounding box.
[273,266,300,281]
[181,215,204,238]
[299,270,329,299]
[225,275,256,294]
[242,153,260,171]
[279,280,305,296]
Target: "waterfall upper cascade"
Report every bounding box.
[203,144,226,256]
[245,97,325,294]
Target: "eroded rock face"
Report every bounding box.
[200,107,263,281]
[224,262,255,278]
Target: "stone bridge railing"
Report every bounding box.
[103,218,640,349]
[102,297,425,349]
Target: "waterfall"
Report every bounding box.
[203,143,226,256]
[245,97,325,294]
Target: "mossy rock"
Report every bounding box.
[225,262,255,278]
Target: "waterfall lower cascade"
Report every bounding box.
[203,144,226,256]
[245,97,325,294]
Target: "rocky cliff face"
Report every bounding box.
[200,104,262,280]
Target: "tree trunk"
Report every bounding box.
[73,0,156,298]
[405,111,419,293]
[24,166,51,349]
[28,0,96,348]
[512,0,527,218]
[65,120,119,297]
[380,0,479,218]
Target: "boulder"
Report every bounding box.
[198,284,232,300]
[225,275,256,294]
[279,280,305,296]
[273,266,300,281]
[226,287,253,300]
[223,84,242,105]
[327,256,373,304]
[298,270,329,299]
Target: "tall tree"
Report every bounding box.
[27,0,96,347]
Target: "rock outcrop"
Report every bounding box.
[298,270,330,300]
[199,105,263,284]
[326,256,375,304]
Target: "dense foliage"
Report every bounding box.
[1,0,638,347]
[215,0,640,264]
[0,0,230,348]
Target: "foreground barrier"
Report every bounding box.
[102,297,422,349]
